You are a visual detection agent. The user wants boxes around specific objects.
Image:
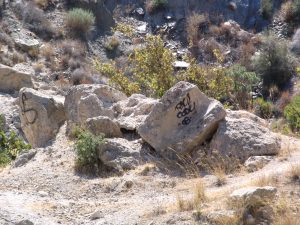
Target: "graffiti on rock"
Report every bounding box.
[21,93,38,125]
[175,93,195,126]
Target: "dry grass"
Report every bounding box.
[251,174,277,187]
[213,167,227,187]
[196,150,242,176]
[34,0,50,9]
[272,193,300,225]
[288,164,300,182]
[33,62,44,73]
[105,36,120,52]
[176,180,206,212]
[186,13,208,46]
[41,43,55,61]
[212,215,240,225]
[280,1,294,22]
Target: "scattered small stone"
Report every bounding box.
[90,210,102,220]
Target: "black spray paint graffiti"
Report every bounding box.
[175,93,195,126]
[21,93,38,125]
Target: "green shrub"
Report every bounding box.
[66,8,95,37]
[284,96,300,131]
[74,129,105,174]
[96,35,175,97]
[254,98,274,119]
[0,124,31,167]
[252,34,295,95]
[130,35,175,97]
[260,0,273,19]
[227,65,260,109]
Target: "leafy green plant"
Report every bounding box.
[96,35,175,97]
[66,8,95,37]
[227,64,260,109]
[130,35,175,97]
[112,23,134,37]
[284,96,300,131]
[0,114,5,130]
[96,36,233,103]
[254,98,274,119]
[74,129,105,174]
[0,122,31,167]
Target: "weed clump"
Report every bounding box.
[66,8,95,38]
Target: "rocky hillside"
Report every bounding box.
[0,0,300,225]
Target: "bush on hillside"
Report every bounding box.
[252,34,295,95]
[66,8,95,38]
[254,98,274,119]
[146,0,168,14]
[186,13,208,47]
[284,95,300,131]
[74,129,105,174]
[260,0,273,19]
[23,2,55,39]
[227,64,260,109]
[96,35,175,97]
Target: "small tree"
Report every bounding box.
[66,8,95,38]
[252,34,295,95]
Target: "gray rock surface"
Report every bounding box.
[230,186,277,206]
[86,116,122,138]
[138,81,226,155]
[211,110,281,161]
[64,84,126,134]
[290,28,300,55]
[13,150,37,168]
[98,138,142,172]
[244,156,273,172]
[16,220,34,225]
[19,88,66,147]
[0,64,33,93]
[113,94,158,130]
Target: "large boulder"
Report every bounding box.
[210,110,281,161]
[19,88,66,147]
[86,116,122,138]
[113,94,158,130]
[98,138,142,172]
[64,84,127,134]
[138,81,226,155]
[0,64,33,93]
